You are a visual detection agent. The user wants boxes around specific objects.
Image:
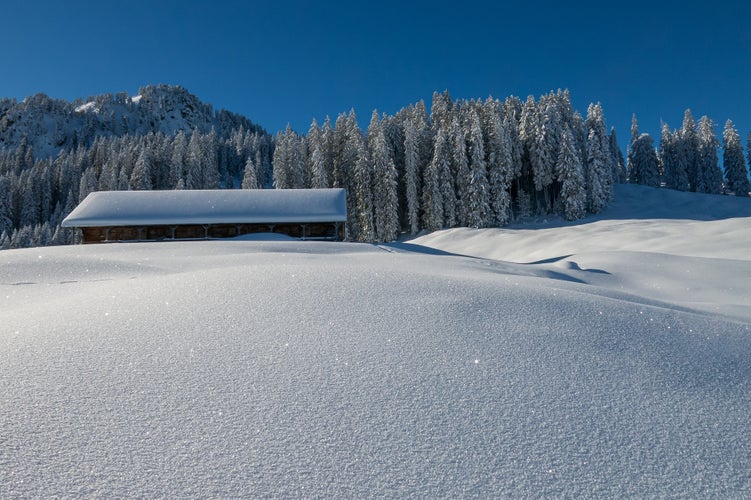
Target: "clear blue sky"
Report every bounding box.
[5,0,751,147]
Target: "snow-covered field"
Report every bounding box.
[2,185,750,497]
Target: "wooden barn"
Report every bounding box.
[61,189,347,244]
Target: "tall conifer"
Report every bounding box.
[722,120,749,196]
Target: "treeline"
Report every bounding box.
[0,127,273,248]
[9,86,747,250]
[270,90,625,242]
[628,110,751,196]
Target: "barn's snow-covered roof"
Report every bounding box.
[62,189,347,228]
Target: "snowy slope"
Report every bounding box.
[2,185,751,497]
[411,184,751,322]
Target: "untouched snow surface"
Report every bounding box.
[412,184,751,323]
[2,185,751,497]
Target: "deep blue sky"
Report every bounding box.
[5,0,751,148]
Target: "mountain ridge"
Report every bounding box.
[0,84,267,158]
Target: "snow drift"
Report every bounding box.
[2,184,750,497]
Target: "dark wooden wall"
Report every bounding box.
[80,222,344,243]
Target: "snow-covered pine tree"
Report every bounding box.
[518,95,540,208]
[585,103,613,213]
[332,113,349,189]
[290,126,307,188]
[320,116,335,188]
[306,119,329,188]
[630,114,639,145]
[38,161,54,224]
[532,93,559,210]
[272,125,305,189]
[403,119,421,234]
[411,100,433,174]
[130,150,153,190]
[152,133,172,189]
[661,123,688,191]
[368,111,399,242]
[78,166,98,201]
[695,116,723,194]
[291,125,308,188]
[17,170,38,233]
[169,130,187,188]
[0,231,10,250]
[722,120,749,196]
[185,128,202,189]
[430,90,453,133]
[630,133,661,187]
[627,114,639,182]
[354,132,375,242]
[502,97,524,175]
[485,103,512,226]
[56,151,81,204]
[554,89,575,129]
[556,125,586,220]
[200,128,220,189]
[308,145,326,189]
[10,226,32,249]
[334,110,365,240]
[0,176,13,237]
[241,155,260,189]
[60,190,77,244]
[117,168,131,191]
[272,127,291,189]
[570,111,587,174]
[435,128,457,228]
[423,128,448,231]
[99,157,119,191]
[451,113,470,225]
[501,97,525,220]
[465,106,490,227]
[379,114,406,230]
[584,150,603,210]
[679,109,699,191]
[609,128,627,183]
[38,221,52,247]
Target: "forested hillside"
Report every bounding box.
[0,85,274,247]
[273,90,625,242]
[2,85,748,249]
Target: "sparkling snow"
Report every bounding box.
[2,184,750,497]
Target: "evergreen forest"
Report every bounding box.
[0,85,748,249]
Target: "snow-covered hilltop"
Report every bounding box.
[0,84,265,158]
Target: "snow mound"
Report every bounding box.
[410,184,751,322]
[2,237,751,497]
[231,232,296,241]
